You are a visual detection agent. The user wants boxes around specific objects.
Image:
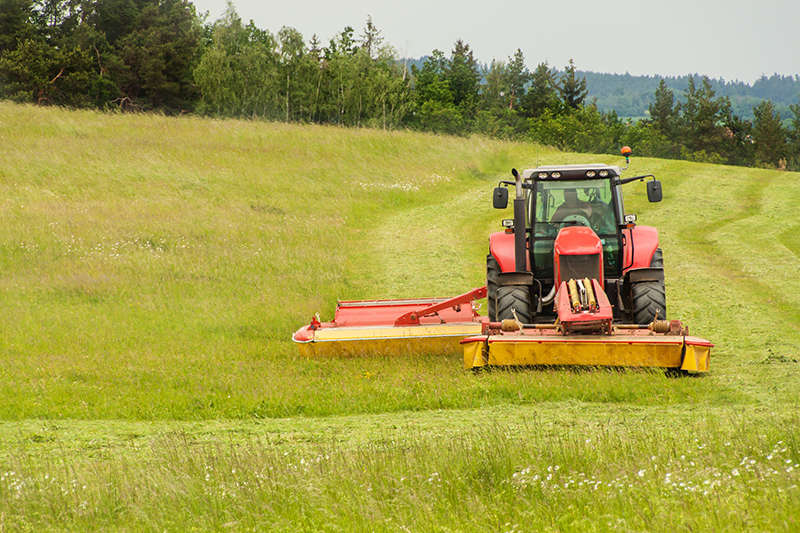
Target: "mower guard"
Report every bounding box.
[292,287,488,357]
[462,327,712,371]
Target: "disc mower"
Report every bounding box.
[293,149,712,372]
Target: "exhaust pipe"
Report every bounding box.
[511,169,527,273]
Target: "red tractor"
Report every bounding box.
[487,151,666,327]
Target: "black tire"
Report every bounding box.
[632,281,666,324]
[487,254,500,321]
[496,286,532,324]
[631,247,667,324]
[650,248,664,269]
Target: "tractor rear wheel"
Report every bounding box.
[487,254,500,321]
[496,286,532,324]
[650,248,664,269]
[632,248,667,324]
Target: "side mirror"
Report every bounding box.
[647,180,662,203]
[493,187,509,209]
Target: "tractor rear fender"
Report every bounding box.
[489,231,530,273]
[622,225,659,272]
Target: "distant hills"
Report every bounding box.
[582,71,800,121]
[403,57,800,122]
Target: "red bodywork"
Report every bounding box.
[489,231,529,273]
[622,226,659,270]
[292,287,488,343]
[554,226,604,286]
[489,224,660,278]
[555,278,613,333]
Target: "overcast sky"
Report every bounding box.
[190,0,800,83]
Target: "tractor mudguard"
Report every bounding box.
[622,225,659,272]
[489,231,529,273]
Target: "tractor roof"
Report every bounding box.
[521,164,622,182]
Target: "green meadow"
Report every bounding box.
[0,102,798,532]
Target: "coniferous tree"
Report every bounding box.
[752,99,787,167]
[648,78,680,139]
[520,61,558,118]
[359,15,382,59]
[411,49,462,133]
[558,59,587,110]
[680,75,732,160]
[722,113,755,167]
[0,0,118,106]
[446,40,480,119]
[115,0,202,111]
[505,48,529,111]
[788,100,800,170]
[479,59,508,111]
[0,0,37,53]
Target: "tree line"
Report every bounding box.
[2,0,800,170]
[584,72,800,122]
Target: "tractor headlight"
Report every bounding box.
[538,172,549,179]
[585,170,596,178]
[598,170,609,177]
[551,172,561,179]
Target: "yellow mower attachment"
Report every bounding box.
[462,319,712,372]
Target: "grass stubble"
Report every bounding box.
[0,103,798,531]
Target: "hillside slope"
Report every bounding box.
[1,103,798,531]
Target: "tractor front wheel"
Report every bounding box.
[632,281,666,324]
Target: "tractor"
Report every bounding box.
[487,149,666,327]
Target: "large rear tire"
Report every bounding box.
[486,254,500,321]
[496,286,532,324]
[632,248,666,324]
[650,248,664,269]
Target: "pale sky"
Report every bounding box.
[190,0,800,83]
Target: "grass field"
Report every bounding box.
[0,102,799,532]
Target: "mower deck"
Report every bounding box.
[292,288,488,357]
[462,326,712,371]
[295,322,484,357]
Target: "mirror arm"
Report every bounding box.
[497,180,534,190]
[615,174,655,186]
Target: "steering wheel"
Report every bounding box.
[561,214,591,227]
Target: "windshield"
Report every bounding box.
[530,179,617,236]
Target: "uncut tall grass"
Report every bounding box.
[1,102,799,532]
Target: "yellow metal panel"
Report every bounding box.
[485,336,686,368]
[681,344,711,372]
[463,341,487,369]
[296,323,483,357]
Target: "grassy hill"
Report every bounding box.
[1,103,798,531]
